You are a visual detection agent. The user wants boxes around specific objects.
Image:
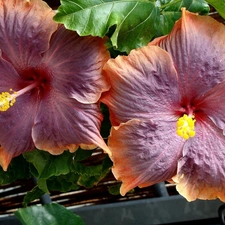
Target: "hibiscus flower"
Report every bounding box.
[0,0,110,171]
[101,9,225,201]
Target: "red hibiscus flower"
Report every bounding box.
[0,0,110,171]
[101,9,225,201]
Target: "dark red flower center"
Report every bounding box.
[19,65,52,94]
[0,65,52,111]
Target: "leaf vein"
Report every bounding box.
[66,0,84,10]
[118,1,139,31]
[81,9,91,35]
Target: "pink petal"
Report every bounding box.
[150,9,225,101]
[173,117,225,201]
[0,92,39,170]
[41,25,110,104]
[32,89,110,155]
[101,45,180,125]
[194,81,225,133]
[108,119,184,196]
[0,53,22,92]
[0,0,57,71]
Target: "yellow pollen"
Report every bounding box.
[0,90,17,111]
[176,114,196,140]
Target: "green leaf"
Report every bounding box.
[23,174,80,205]
[101,155,113,175]
[54,0,210,53]
[72,162,102,176]
[54,0,159,53]
[159,0,209,14]
[37,178,49,194]
[23,150,73,193]
[73,148,93,162]
[206,0,225,19]
[77,173,101,188]
[108,183,121,195]
[75,163,103,187]
[24,150,72,179]
[77,155,112,188]
[156,12,181,36]
[47,174,80,192]
[23,186,45,207]
[15,203,85,225]
[0,155,31,185]
[155,0,210,36]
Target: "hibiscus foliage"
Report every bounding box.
[54,0,210,53]
[0,148,112,207]
[206,0,225,18]
[15,203,85,225]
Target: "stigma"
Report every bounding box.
[176,114,196,140]
[0,90,17,111]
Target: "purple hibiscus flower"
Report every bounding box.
[101,9,225,201]
[0,0,110,170]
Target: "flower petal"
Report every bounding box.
[0,52,22,92]
[194,81,225,133]
[41,25,110,104]
[0,93,39,170]
[173,117,225,201]
[150,9,225,101]
[32,90,110,155]
[0,146,12,171]
[0,0,57,71]
[101,45,180,125]
[108,119,184,196]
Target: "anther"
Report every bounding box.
[0,90,17,111]
[176,114,196,140]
